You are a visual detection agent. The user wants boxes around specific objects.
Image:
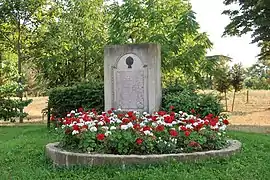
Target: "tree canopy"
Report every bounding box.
[222,0,270,65]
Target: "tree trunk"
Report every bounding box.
[83,47,87,80]
[225,90,228,111]
[17,20,23,123]
[231,90,236,112]
[0,52,2,86]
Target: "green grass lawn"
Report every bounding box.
[0,125,270,180]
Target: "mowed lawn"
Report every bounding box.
[0,125,270,180]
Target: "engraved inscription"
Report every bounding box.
[115,70,144,109]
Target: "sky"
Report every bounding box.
[190,0,260,67]
[115,0,260,67]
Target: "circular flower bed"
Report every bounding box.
[52,107,230,155]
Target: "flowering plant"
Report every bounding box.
[52,107,229,155]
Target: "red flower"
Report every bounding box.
[190,109,196,114]
[185,131,190,137]
[169,129,178,137]
[170,111,175,117]
[136,138,143,145]
[117,113,124,119]
[104,116,110,123]
[152,116,158,121]
[194,123,204,131]
[169,105,175,110]
[143,126,151,131]
[96,133,105,141]
[131,115,137,121]
[127,111,133,117]
[156,125,165,132]
[164,116,173,123]
[133,124,141,130]
[107,110,113,114]
[180,126,187,131]
[50,116,55,121]
[78,107,84,112]
[122,118,130,124]
[188,119,195,124]
[158,111,166,116]
[111,108,116,111]
[188,141,200,147]
[223,119,229,125]
[82,125,88,129]
[72,124,80,131]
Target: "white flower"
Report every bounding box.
[219,125,227,131]
[140,123,147,128]
[89,126,97,132]
[143,112,147,115]
[152,122,157,127]
[105,131,112,136]
[55,128,58,130]
[101,126,109,131]
[120,125,129,130]
[116,119,122,123]
[72,130,79,135]
[143,130,153,136]
[127,122,133,128]
[193,122,198,127]
[110,126,117,130]
[67,114,71,117]
[186,124,193,129]
[98,121,104,126]
[61,125,65,129]
[77,122,84,127]
[71,110,75,114]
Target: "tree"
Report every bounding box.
[222,0,270,62]
[0,0,52,122]
[32,0,107,88]
[203,55,232,89]
[214,67,231,111]
[108,0,212,82]
[230,63,245,112]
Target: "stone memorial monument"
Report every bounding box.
[104,44,161,113]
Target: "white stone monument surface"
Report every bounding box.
[104,44,161,113]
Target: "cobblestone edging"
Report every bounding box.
[45,140,241,167]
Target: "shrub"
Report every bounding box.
[54,109,229,154]
[48,80,104,118]
[0,83,32,122]
[162,83,223,117]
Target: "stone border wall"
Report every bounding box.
[45,140,241,167]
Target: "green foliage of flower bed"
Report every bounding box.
[1,125,270,179]
[53,108,229,155]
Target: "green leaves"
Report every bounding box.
[108,0,212,78]
[223,0,270,61]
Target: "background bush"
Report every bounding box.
[48,80,104,117]
[0,83,32,122]
[49,80,222,118]
[161,82,223,117]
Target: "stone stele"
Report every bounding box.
[104,43,161,113]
